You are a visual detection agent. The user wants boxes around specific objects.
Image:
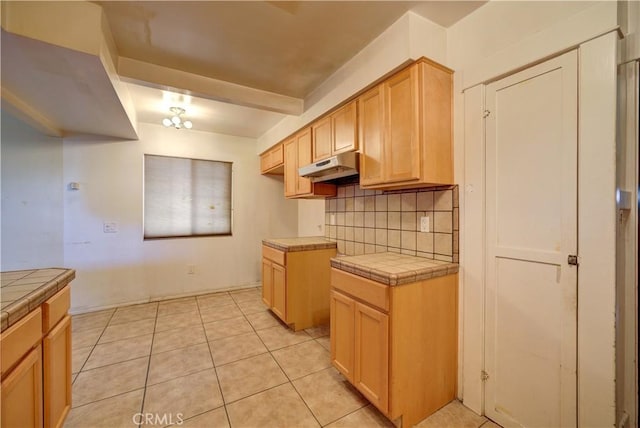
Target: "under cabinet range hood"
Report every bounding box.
[298,152,359,182]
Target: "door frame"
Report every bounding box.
[460,31,619,426]
[483,50,578,428]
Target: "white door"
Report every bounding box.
[484,51,578,428]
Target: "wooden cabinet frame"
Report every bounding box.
[312,100,358,162]
[1,345,43,428]
[0,285,72,428]
[43,315,72,428]
[358,58,453,190]
[283,129,336,199]
[260,143,284,174]
[330,268,458,427]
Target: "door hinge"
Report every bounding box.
[481,370,490,381]
[567,255,579,266]
[483,110,491,118]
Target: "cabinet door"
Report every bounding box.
[354,301,389,413]
[284,138,298,197]
[296,128,313,195]
[271,263,287,322]
[312,116,332,162]
[270,144,284,169]
[1,345,43,428]
[384,65,421,184]
[358,86,385,186]
[262,259,273,307]
[43,315,72,428]
[332,101,357,154]
[330,290,355,382]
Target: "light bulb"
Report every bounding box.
[183,120,193,129]
[171,115,181,125]
[162,118,172,127]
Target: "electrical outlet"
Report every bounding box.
[420,216,430,233]
[187,265,196,275]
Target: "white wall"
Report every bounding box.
[1,111,64,270]
[451,1,619,426]
[297,199,325,237]
[63,122,297,313]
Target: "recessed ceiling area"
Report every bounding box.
[1,1,487,139]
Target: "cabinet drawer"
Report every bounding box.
[43,286,70,333]
[331,268,389,312]
[1,307,42,376]
[262,245,286,266]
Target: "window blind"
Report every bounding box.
[144,154,232,239]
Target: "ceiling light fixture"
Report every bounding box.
[162,106,193,129]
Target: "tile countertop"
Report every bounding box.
[1,268,75,333]
[263,237,337,252]
[331,252,459,286]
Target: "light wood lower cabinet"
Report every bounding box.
[0,285,72,428]
[261,244,336,331]
[43,315,72,428]
[271,263,287,321]
[1,345,43,428]
[330,268,458,427]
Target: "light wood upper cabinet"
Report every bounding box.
[284,128,336,199]
[283,137,298,197]
[269,57,450,193]
[384,65,421,184]
[358,85,385,186]
[296,128,313,195]
[260,143,284,175]
[332,101,358,155]
[312,116,332,162]
[359,58,453,190]
[312,100,358,162]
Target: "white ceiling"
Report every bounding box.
[1,1,487,139]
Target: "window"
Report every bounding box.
[144,154,232,239]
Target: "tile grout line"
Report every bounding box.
[72,308,117,387]
[240,302,325,428]
[136,301,160,428]
[251,304,333,426]
[71,290,345,427]
[199,295,234,428]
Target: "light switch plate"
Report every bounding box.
[103,221,118,233]
[420,216,430,233]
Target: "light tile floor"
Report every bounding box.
[66,287,499,428]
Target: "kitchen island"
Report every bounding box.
[1,268,75,428]
[262,237,337,331]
